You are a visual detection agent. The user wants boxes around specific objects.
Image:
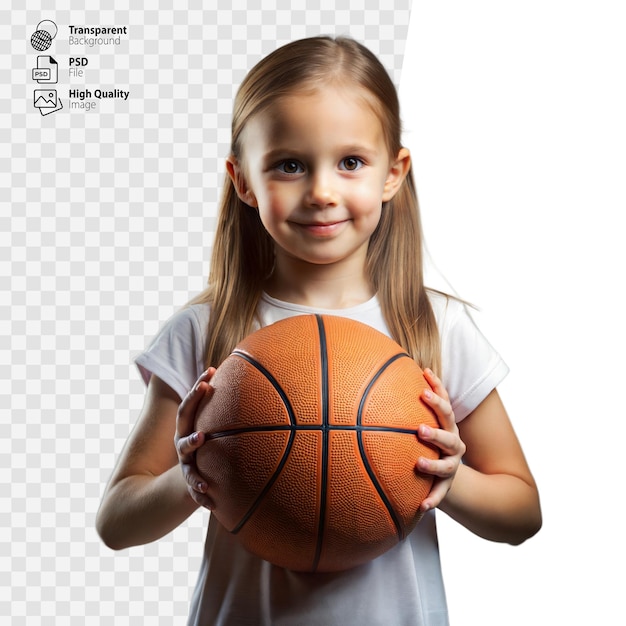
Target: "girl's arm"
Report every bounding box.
[96,375,201,550]
[418,371,542,545]
[441,389,542,543]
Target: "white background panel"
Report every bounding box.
[400,2,625,624]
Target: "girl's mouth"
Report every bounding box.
[293,220,349,236]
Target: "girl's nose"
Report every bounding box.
[305,170,338,208]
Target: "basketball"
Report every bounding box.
[194,314,439,573]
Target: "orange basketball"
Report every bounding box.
[194,314,439,573]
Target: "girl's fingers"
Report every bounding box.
[176,368,216,438]
[417,454,458,478]
[415,372,466,510]
[423,368,449,399]
[176,431,206,459]
[181,460,209,495]
[417,419,465,477]
[171,368,218,508]
[421,390,455,431]
[178,432,213,504]
[421,370,457,438]
[191,490,215,510]
[420,479,451,512]
[418,423,463,457]
[181,455,215,508]
[176,383,207,432]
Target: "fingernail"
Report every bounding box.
[191,431,199,444]
[197,481,207,493]
[419,425,432,438]
[423,389,432,400]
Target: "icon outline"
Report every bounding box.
[33,89,63,116]
[32,55,58,84]
[30,20,58,52]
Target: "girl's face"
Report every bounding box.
[228,86,409,277]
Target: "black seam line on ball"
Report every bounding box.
[312,314,329,573]
[206,424,420,439]
[357,352,412,541]
[231,350,297,427]
[228,351,297,535]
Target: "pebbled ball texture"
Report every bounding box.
[194,314,439,573]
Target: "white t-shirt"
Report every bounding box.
[136,291,509,626]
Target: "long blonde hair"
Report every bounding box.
[190,36,441,375]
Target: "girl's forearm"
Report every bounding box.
[438,463,542,545]
[96,466,200,550]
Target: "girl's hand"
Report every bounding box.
[416,368,466,512]
[174,367,217,509]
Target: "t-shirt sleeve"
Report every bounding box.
[439,299,509,422]
[134,305,208,401]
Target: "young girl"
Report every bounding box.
[97,36,542,625]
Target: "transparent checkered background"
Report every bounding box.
[1,1,412,623]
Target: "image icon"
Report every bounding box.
[34,89,56,108]
[31,20,58,51]
[33,89,63,116]
[32,55,58,84]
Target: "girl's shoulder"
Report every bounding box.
[135,303,211,399]
[151,302,212,348]
[176,302,211,334]
[427,290,509,420]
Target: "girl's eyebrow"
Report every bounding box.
[262,144,378,163]
[262,148,305,162]
[336,144,378,157]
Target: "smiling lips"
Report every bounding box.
[292,219,350,236]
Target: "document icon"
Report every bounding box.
[32,56,58,84]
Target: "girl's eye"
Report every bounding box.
[340,157,363,171]
[277,160,304,174]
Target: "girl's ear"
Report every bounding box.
[382,148,411,202]
[226,156,258,207]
